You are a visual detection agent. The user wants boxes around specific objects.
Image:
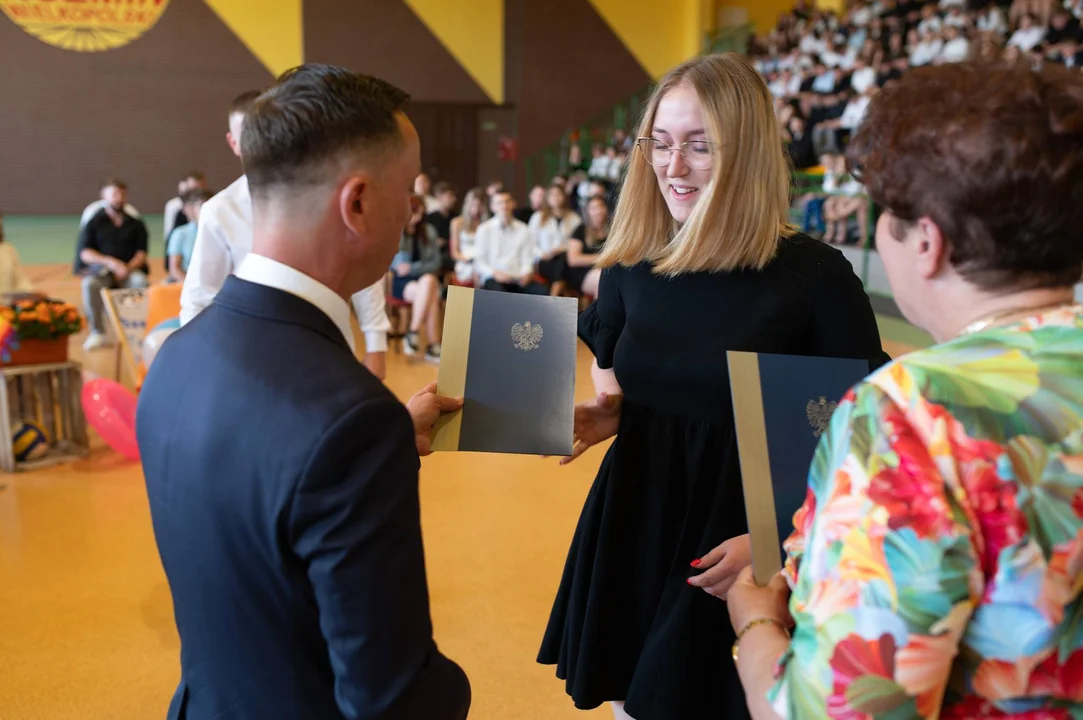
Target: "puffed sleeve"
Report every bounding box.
[769,381,980,719]
[577,265,625,369]
[810,247,892,373]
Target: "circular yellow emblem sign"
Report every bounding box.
[0,0,172,52]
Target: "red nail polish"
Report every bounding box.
[686,577,694,585]
[690,559,701,568]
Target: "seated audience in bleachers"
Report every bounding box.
[79,180,139,228]
[75,178,149,351]
[424,181,457,275]
[391,195,442,364]
[450,187,488,285]
[166,188,213,285]
[474,192,546,295]
[564,195,608,299]
[0,211,32,295]
[529,183,581,296]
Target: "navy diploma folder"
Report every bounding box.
[432,287,578,456]
[728,351,870,585]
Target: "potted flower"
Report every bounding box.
[0,294,84,366]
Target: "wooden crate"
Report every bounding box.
[0,362,89,472]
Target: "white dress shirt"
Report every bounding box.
[1009,26,1046,52]
[163,196,184,241]
[940,37,970,63]
[528,211,581,257]
[474,216,536,283]
[79,200,140,228]
[235,253,356,355]
[850,66,878,94]
[179,175,390,352]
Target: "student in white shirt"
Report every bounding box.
[1009,14,1047,52]
[939,26,971,63]
[181,91,391,379]
[529,183,581,296]
[0,212,31,295]
[474,192,547,295]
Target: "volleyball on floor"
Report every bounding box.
[12,421,49,462]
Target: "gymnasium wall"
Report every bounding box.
[0,0,682,215]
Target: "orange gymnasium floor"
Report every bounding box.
[0,263,917,720]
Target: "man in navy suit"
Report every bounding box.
[137,65,470,719]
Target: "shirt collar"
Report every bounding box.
[235,253,355,354]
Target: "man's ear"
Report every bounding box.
[913,216,947,280]
[339,176,369,238]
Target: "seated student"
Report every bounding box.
[528,183,581,296]
[424,181,457,275]
[449,187,489,285]
[564,195,609,299]
[163,172,207,242]
[166,188,213,284]
[162,171,207,271]
[474,192,547,295]
[75,178,149,351]
[514,185,545,224]
[391,195,442,363]
[0,211,32,295]
[79,180,140,228]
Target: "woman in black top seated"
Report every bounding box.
[537,52,889,720]
[390,194,442,363]
[564,195,609,298]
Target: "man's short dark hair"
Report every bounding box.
[433,181,456,197]
[181,188,214,204]
[241,64,410,197]
[230,90,262,117]
[101,177,127,191]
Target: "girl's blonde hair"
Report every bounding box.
[460,187,489,233]
[596,53,793,275]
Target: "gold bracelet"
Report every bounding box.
[732,617,786,663]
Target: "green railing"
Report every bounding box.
[524,23,755,188]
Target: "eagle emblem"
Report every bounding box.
[806,396,838,438]
[511,321,543,351]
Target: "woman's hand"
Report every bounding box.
[726,566,792,634]
[560,392,622,465]
[687,534,752,599]
[395,263,412,278]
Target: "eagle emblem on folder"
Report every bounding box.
[806,396,837,438]
[511,321,543,351]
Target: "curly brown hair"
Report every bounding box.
[848,62,1083,291]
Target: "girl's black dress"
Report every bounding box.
[538,234,891,720]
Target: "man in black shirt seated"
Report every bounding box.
[75,178,150,352]
[424,181,457,274]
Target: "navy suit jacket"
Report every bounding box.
[137,277,469,720]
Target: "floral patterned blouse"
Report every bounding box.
[771,306,1083,719]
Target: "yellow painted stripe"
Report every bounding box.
[203,0,304,78]
[431,286,475,452]
[402,0,504,103]
[727,351,782,586]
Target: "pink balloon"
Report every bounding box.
[81,378,140,460]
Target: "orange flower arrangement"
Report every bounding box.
[3,298,84,341]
